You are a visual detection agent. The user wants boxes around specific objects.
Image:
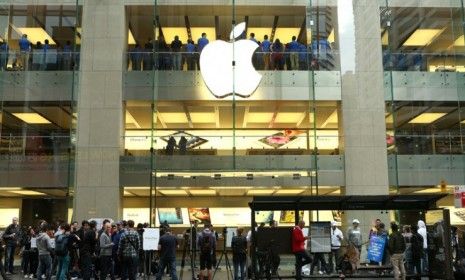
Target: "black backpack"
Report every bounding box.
[200,234,212,254]
[55,234,69,256]
[232,236,246,256]
[411,233,424,259]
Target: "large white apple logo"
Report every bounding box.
[200,22,262,98]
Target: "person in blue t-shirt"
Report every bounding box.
[130,43,142,71]
[298,43,308,70]
[0,41,8,71]
[197,33,209,53]
[62,40,72,70]
[18,34,31,70]
[186,39,196,70]
[288,36,300,70]
[197,33,209,70]
[261,35,271,70]
[249,33,260,69]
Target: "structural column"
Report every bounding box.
[337,0,389,254]
[74,0,125,221]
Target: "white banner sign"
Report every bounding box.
[143,228,160,251]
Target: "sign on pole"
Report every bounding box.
[143,228,160,251]
[454,186,465,208]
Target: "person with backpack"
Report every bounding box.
[99,222,114,280]
[36,224,54,280]
[117,220,141,280]
[410,225,424,280]
[197,224,216,280]
[55,223,79,280]
[231,228,247,280]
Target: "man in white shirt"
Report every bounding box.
[329,221,343,273]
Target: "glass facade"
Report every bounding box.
[0,2,80,225]
[0,0,462,229]
[383,0,465,195]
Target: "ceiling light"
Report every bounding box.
[403,29,443,47]
[247,112,273,123]
[408,113,446,124]
[190,27,216,42]
[322,110,338,128]
[190,112,216,123]
[160,113,188,123]
[189,189,217,196]
[275,113,304,123]
[128,29,136,45]
[247,28,273,41]
[125,187,149,190]
[16,27,56,45]
[275,189,305,195]
[9,190,45,196]
[414,188,442,194]
[125,111,141,128]
[328,29,335,44]
[454,35,464,47]
[13,113,51,124]
[381,31,389,46]
[0,187,21,191]
[273,28,301,42]
[247,189,275,195]
[161,27,189,43]
[158,190,187,196]
[123,190,134,196]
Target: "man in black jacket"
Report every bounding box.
[2,218,19,274]
[389,222,406,280]
[81,221,97,280]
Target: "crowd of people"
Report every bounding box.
[292,218,462,280]
[0,34,78,71]
[128,33,334,72]
[0,218,150,280]
[0,216,462,280]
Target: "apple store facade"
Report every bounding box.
[0,0,464,231]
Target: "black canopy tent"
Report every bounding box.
[248,194,452,280]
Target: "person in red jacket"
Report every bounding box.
[292,220,312,280]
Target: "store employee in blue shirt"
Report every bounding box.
[261,35,271,70]
[197,33,209,53]
[18,34,31,70]
[288,36,300,70]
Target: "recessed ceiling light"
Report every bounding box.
[189,189,217,196]
[12,113,51,124]
[247,189,275,195]
[403,29,443,47]
[158,190,187,196]
[408,113,446,124]
[274,189,305,195]
[414,188,442,194]
[9,190,45,196]
[454,35,464,47]
[16,27,56,45]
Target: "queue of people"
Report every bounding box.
[0,34,78,71]
[128,33,334,72]
[0,218,148,280]
[2,216,463,280]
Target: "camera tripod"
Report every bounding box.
[180,225,197,280]
[213,228,233,280]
